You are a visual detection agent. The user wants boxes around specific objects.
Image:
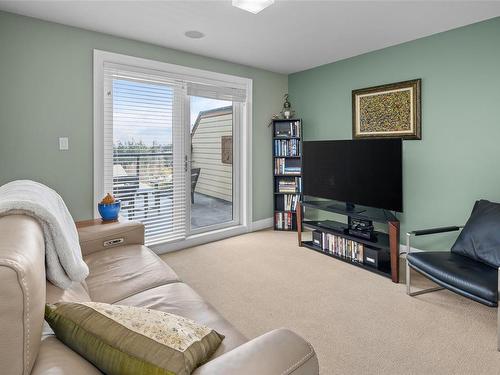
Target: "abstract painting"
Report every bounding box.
[352,79,421,140]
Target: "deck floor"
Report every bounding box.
[191,192,232,229]
[121,192,232,232]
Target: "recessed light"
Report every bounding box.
[184,30,205,39]
[232,0,274,14]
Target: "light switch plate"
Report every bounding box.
[59,137,69,151]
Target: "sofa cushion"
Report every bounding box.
[31,335,102,375]
[84,245,179,303]
[45,302,224,375]
[46,280,91,304]
[116,282,247,359]
[451,199,500,267]
[407,251,498,305]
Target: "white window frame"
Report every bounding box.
[93,49,253,253]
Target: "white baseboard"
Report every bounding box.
[251,217,273,232]
[152,217,274,255]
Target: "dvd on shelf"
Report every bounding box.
[275,212,294,230]
[312,230,364,262]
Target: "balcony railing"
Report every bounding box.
[112,151,173,219]
[111,150,232,237]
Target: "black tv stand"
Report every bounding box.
[297,199,400,283]
[327,201,365,214]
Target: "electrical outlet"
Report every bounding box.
[59,137,69,151]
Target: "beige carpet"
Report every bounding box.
[161,229,500,374]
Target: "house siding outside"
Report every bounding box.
[191,107,233,202]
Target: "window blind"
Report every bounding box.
[103,62,186,245]
[186,82,247,102]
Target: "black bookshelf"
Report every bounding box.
[272,119,302,231]
[297,200,400,283]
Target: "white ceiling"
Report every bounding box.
[1,1,500,74]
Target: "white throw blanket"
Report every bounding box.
[0,180,89,289]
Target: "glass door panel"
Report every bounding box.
[107,76,186,245]
[189,96,234,231]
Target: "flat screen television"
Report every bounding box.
[302,139,403,212]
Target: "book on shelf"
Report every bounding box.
[274,120,301,138]
[313,230,364,263]
[274,158,301,175]
[275,212,294,230]
[277,177,302,193]
[280,194,299,211]
[276,194,300,212]
[274,139,301,157]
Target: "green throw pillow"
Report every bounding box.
[45,302,224,375]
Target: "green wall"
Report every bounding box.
[289,17,500,249]
[0,11,287,221]
[2,10,499,246]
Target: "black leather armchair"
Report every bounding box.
[406,228,500,349]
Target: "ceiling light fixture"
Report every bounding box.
[232,0,274,14]
[184,30,205,39]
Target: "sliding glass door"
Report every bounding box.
[96,51,250,248]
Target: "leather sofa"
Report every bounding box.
[0,215,318,375]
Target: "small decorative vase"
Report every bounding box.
[280,94,295,120]
[98,201,121,221]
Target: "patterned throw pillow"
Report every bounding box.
[45,302,224,375]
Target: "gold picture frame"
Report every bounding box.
[352,79,421,140]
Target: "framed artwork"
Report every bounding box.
[352,79,421,140]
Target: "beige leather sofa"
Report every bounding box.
[0,215,318,375]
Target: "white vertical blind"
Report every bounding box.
[103,63,186,245]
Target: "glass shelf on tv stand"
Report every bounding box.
[301,199,398,224]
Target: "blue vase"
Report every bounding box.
[98,201,121,221]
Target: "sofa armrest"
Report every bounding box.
[77,220,145,256]
[193,329,318,375]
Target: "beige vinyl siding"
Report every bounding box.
[192,111,232,202]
